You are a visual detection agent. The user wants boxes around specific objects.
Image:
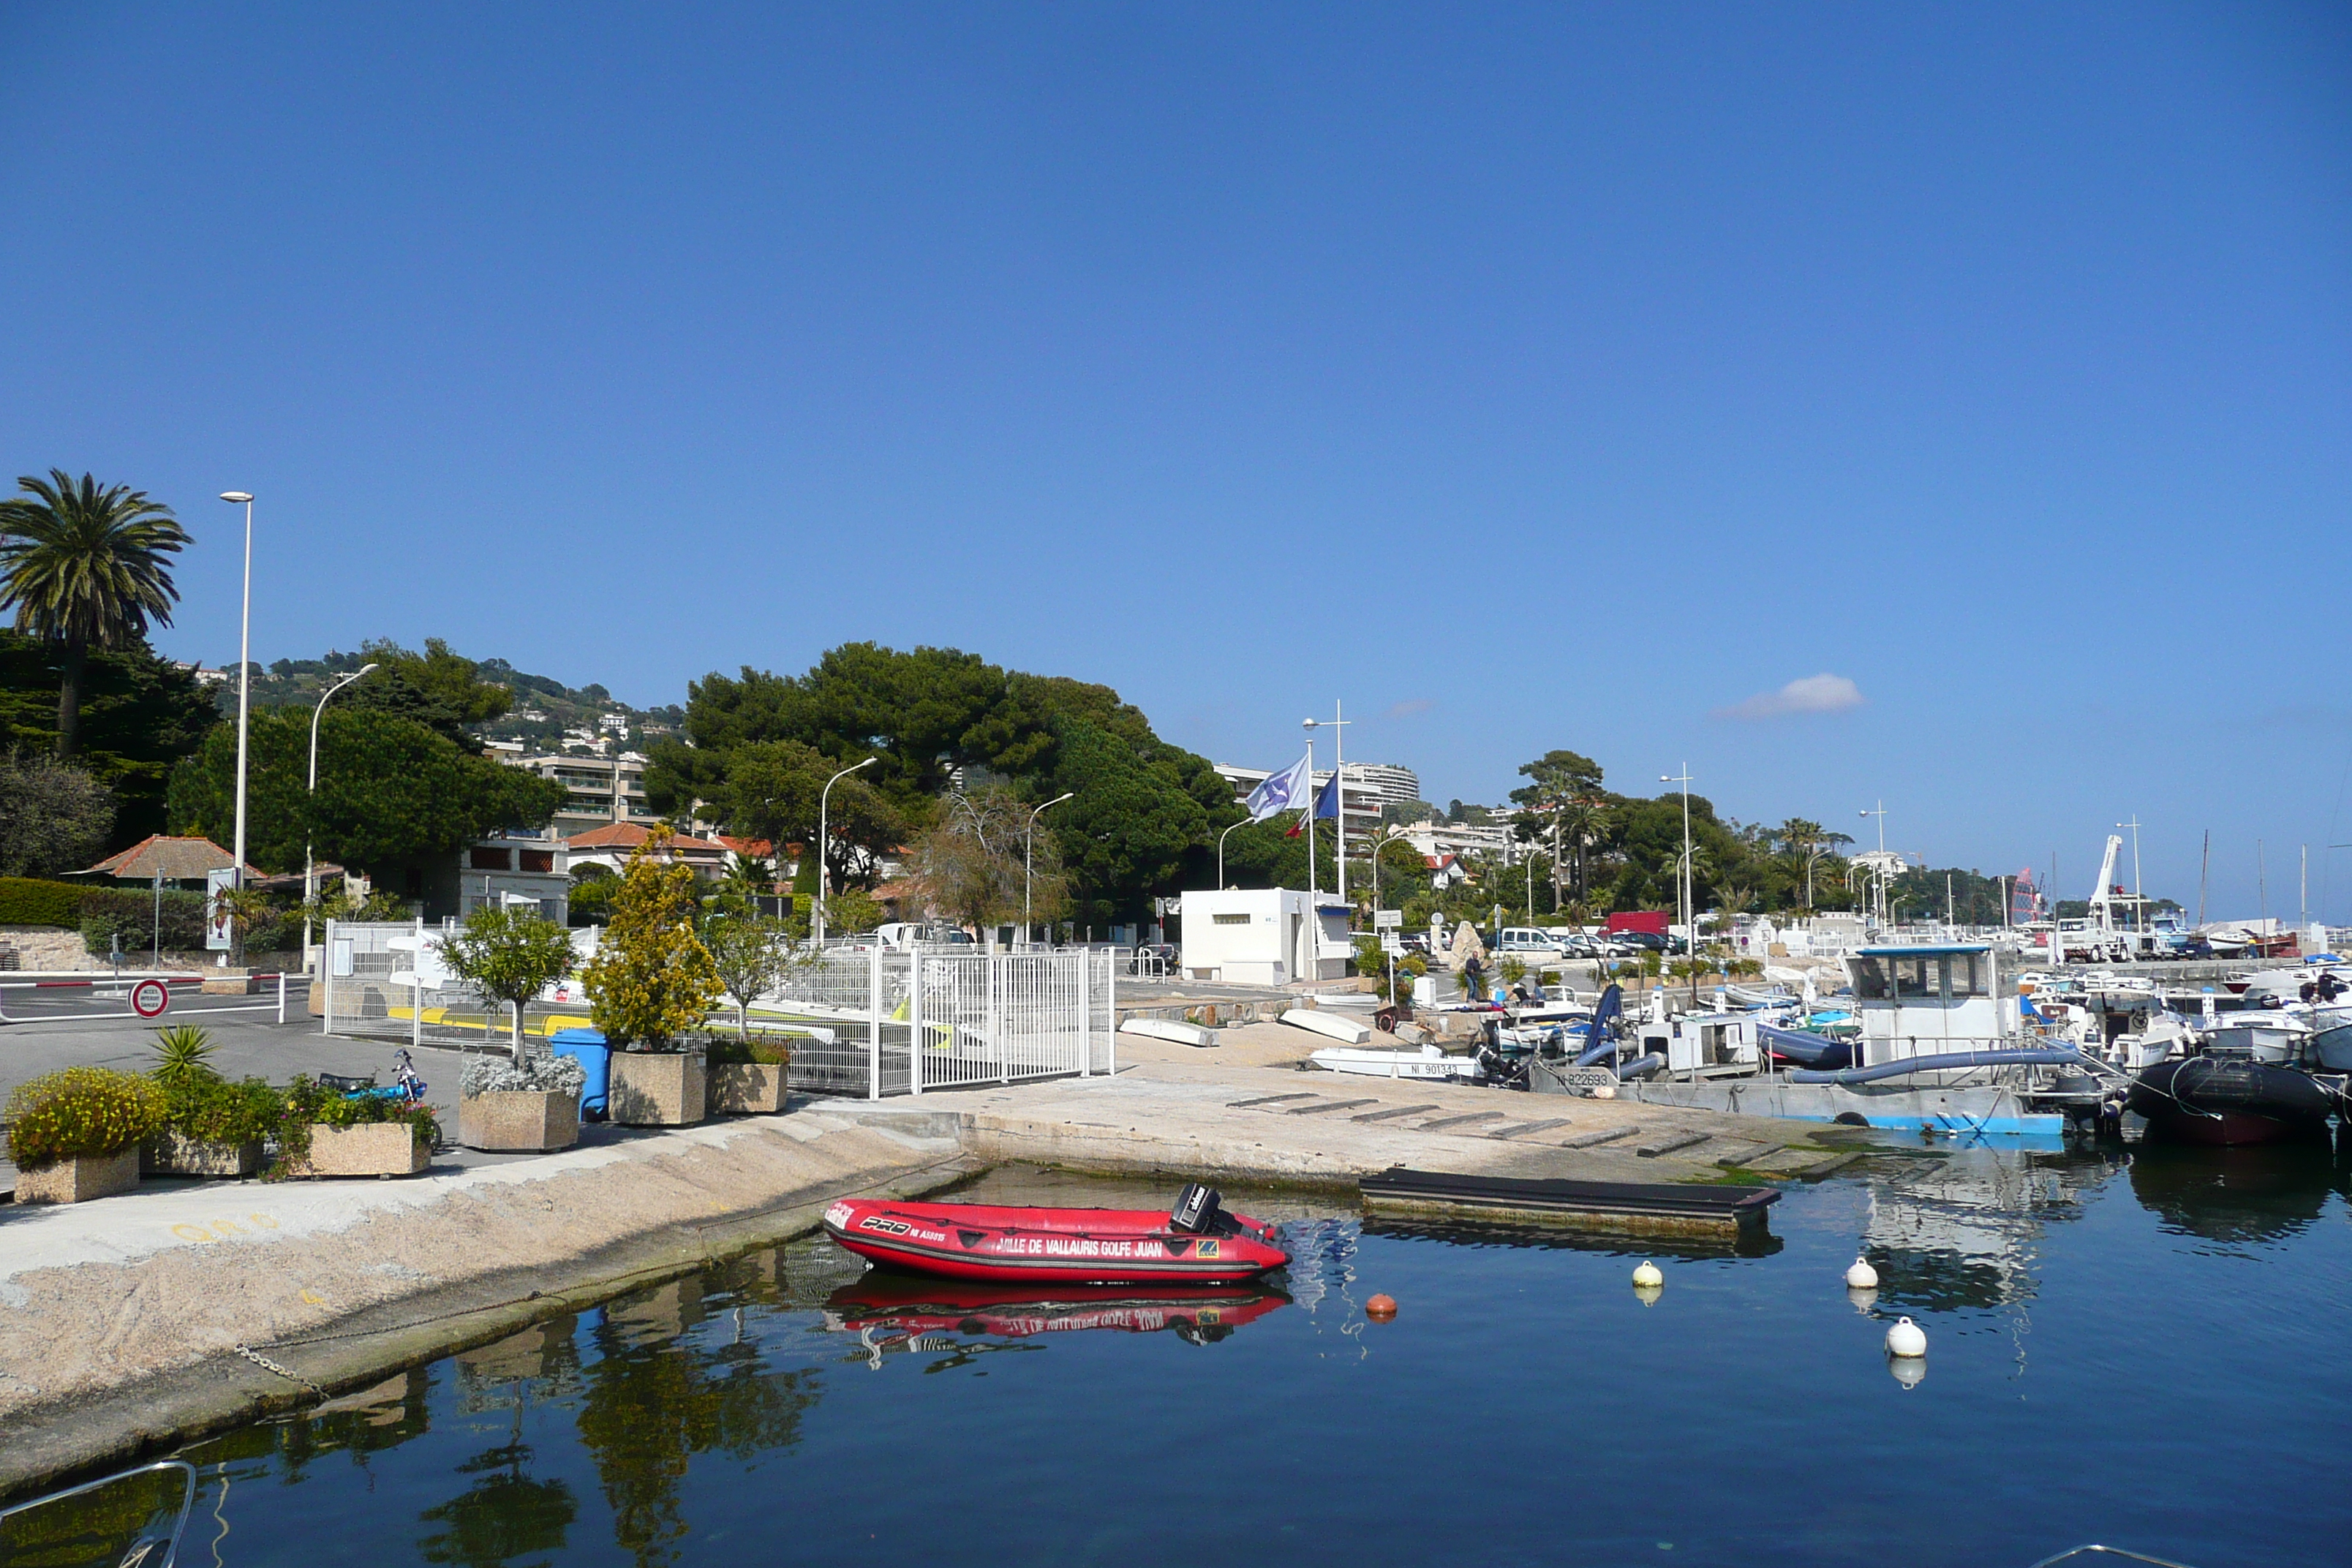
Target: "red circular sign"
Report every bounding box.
[131,979,171,1019]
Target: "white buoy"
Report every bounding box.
[1844,1256,1880,1289]
[1885,1316,1927,1357]
[1631,1260,1663,1289]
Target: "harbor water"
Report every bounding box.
[18,1145,2352,1567]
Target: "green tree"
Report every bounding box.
[714,739,909,895]
[167,708,565,878]
[0,749,113,875]
[0,627,216,848]
[0,471,190,760]
[583,829,722,1049]
[701,913,792,1033]
[441,905,578,1057]
[339,638,513,750]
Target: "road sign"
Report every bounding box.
[130,979,172,1019]
[1373,908,1403,930]
[1381,935,1404,957]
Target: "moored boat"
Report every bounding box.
[822,1185,1289,1285]
[2125,1055,2340,1147]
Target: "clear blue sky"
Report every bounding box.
[4,4,2347,919]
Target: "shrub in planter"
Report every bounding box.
[270,1076,440,1180]
[706,1034,791,1115]
[140,1024,280,1177]
[4,1066,166,1202]
[457,1053,585,1153]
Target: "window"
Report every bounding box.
[1942,952,1988,998]
[470,847,513,871]
[1891,956,1936,998]
[1213,913,1252,926]
[519,850,555,874]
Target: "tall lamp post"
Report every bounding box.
[1303,705,1352,906]
[1217,818,1248,889]
[1860,801,1889,927]
[304,662,377,959]
[1662,766,1694,956]
[219,493,256,955]
[1025,792,1074,947]
[812,756,875,948]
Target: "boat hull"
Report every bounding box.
[1530,1059,2065,1138]
[2125,1057,2338,1147]
[823,1198,1289,1285]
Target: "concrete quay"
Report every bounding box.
[0,1024,1836,1499]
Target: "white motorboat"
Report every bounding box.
[1307,1043,1483,1081]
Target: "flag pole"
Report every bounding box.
[1333,700,1346,910]
[1303,731,1316,981]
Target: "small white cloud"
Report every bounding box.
[1384,698,1435,720]
[1714,674,1865,721]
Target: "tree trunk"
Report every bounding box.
[512,1000,527,1061]
[56,640,87,759]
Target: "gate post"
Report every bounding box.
[908,949,924,1096]
[1077,949,1090,1077]
[867,941,882,1101]
[412,917,425,1052]
[322,919,336,1037]
[1104,949,1116,1077]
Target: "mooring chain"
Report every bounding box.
[232,1343,326,1398]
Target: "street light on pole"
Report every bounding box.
[304,662,377,959]
[813,757,875,948]
[1025,792,1074,947]
[219,493,255,960]
[1662,767,1693,955]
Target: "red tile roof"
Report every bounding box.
[83,835,263,881]
[568,823,728,855]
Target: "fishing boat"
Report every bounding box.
[822,1184,1289,1285]
[1531,947,2111,1138]
[1308,1041,1484,1080]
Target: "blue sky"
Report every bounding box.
[4,4,2347,919]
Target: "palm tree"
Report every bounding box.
[0,472,189,758]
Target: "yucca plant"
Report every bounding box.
[148,1024,219,1088]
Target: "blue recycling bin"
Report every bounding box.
[549,1028,609,1120]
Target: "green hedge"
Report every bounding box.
[0,878,88,927]
[79,889,211,956]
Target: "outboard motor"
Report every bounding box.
[1169,1183,1224,1234]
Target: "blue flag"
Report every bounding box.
[1245,753,1312,822]
[1312,770,1341,820]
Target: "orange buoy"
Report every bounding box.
[1365,1294,1398,1320]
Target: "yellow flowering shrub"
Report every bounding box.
[583,826,723,1051]
[4,1066,167,1170]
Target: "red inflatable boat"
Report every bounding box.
[822,1185,1289,1286]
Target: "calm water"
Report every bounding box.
[21,1142,2352,1568]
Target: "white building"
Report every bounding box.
[1177,887,1352,984]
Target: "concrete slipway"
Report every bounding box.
[0,1030,1850,1498]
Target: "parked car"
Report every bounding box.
[1493,927,1569,960]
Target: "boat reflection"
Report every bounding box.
[824,1271,1291,1348]
[1360,1213,1784,1260]
[1858,1150,2122,1313]
[2125,1139,2346,1246]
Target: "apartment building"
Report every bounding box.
[500,750,658,836]
[1210,761,1419,828]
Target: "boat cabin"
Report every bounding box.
[1637,1012,1764,1077]
[1844,943,2018,1065]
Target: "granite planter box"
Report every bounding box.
[459,1090,581,1153]
[12,1149,140,1204]
[143,1131,265,1178]
[708,1063,787,1115]
[290,1123,429,1177]
[608,1052,706,1126]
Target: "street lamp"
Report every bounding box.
[812,757,875,947]
[1025,792,1074,947]
[304,662,377,957]
[1217,818,1248,889]
[219,493,255,953]
[1662,767,1693,956]
[1303,706,1351,905]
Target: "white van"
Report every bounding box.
[1494,927,1567,959]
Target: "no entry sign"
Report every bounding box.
[130,979,172,1019]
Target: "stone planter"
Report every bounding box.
[459,1090,581,1153]
[608,1051,706,1126]
[708,1063,786,1115]
[12,1148,141,1204]
[143,1131,265,1177]
[290,1123,429,1177]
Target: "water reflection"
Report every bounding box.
[2126,1139,2348,1246]
[1858,1150,2123,1312]
[1360,1213,1784,1260]
[824,1273,1290,1350]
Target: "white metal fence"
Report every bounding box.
[321,924,1115,1098]
[769,945,1115,1098]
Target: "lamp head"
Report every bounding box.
[356,663,379,676]
[219,491,253,504]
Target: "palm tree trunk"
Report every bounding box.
[56,639,86,758]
